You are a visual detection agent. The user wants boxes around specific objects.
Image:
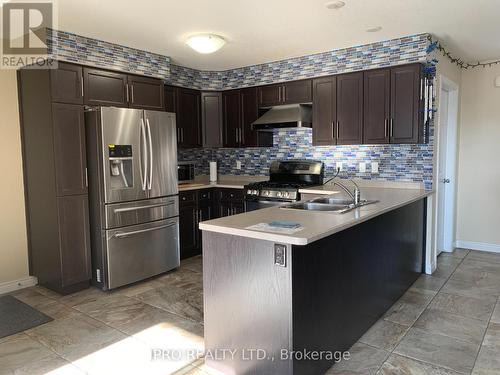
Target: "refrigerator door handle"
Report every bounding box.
[140,118,148,191]
[113,201,175,213]
[146,117,153,190]
[113,221,177,239]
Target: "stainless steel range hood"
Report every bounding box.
[251,104,312,131]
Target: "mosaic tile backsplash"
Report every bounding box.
[178,127,434,190]
[47,28,433,189]
[168,34,428,90]
[47,29,171,79]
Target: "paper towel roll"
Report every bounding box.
[210,161,217,182]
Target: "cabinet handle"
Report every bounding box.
[80,76,84,98]
[278,86,282,103]
[384,119,388,138]
[336,121,340,139]
[390,118,394,138]
[130,84,135,103]
[198,209,203,222]
[282,85,286,102]
[181,128,184,142]
[85,167,88,187]
[331,122,335,139]
[126,84,129,103]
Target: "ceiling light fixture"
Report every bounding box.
[325,1,346,10]
[186,34,226,54]
[366,26,383,33]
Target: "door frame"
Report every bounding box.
[434,75,460,256]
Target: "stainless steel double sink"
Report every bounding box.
[282,196,378,213]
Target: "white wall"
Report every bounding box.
[0,70,30,286]
[456,65,500,250]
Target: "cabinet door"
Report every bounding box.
[57,195,91,287]
[164,85,177,113]
[223,89,241,147]
[179,203,200,259]
[337,72,363,145]
[258,84,282,107]
[363,69,390,144]
[177,88,201,148]
[283,80,312,104]
[52,103,87,196]
[218,201,232,218]
[390,64,422,144]
[83,68,128,107]
[50,62,83,104]
[231,202,245,215]
[312,76,336,146]
[201,92,223,147]
[128,75,164,110]
[240,87,259,147]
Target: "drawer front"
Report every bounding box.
[198,189,213,202]
[106,218,180,289]
[180,190,197,204]
[105,196,179,229]
[219,188,244,202]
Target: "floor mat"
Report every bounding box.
[0,295,53,339]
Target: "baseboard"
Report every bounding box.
[455,240,500,253]
[0,276,38,295]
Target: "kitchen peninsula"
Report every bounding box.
[199,186,432,375]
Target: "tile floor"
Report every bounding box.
[2,249,500,375]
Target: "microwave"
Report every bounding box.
[178,162,195,183]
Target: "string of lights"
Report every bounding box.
[426,35,500,70]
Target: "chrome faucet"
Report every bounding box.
[334,178,362,206]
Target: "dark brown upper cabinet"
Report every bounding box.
[52,103,87,196]
[223,89,242,147]
[312,76,337,146]
[363,69,390,144]
[50,62,83,105]
[201,91,223,147]
[336,72,363,145]
[83,68,128,107]
[390,64,423,144]
[282,80,312,104]
[240,87,259,147]
[164,85,176,113]
[176,87,202,148]
[258,79,312,107]
[127,75,164,110]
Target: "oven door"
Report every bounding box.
[245,199,291,212]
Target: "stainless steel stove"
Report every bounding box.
[244,160,324,211]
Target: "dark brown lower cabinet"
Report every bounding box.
[57,195,92,288]
[179,188,244,259]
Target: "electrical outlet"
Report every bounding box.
[336,162,343,171]
[371,162,379,174]
[236,161,241,170]
[359,162,366,173]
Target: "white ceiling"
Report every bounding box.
[52,0,500,71]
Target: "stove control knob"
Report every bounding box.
[284,191,290,198]
[277,191,282,198]
[264,190,270,196]
[247,189,253,195]
[254,190,259,195]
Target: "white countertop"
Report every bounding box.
[199,186,433,245]
[178,175,267,191]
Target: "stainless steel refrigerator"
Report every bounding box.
[85,107,179,290]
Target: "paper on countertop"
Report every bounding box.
[245,222,304,234]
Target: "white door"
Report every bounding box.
[436,77,459,254]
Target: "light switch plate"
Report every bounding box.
[336,162,343,171]
[359,162,366,173]
[236,161,242,170]
[371,162,379,174]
